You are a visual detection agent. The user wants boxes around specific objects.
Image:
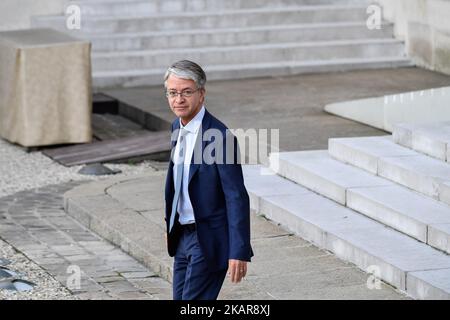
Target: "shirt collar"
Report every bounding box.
[179,105,205,134]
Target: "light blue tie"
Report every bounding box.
[169,128,188,233]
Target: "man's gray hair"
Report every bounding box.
[164,60,207,89]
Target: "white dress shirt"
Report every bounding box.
[173,106,205,225]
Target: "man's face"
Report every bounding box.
[166,74,205,126]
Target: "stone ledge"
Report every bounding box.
[63,173,173,283]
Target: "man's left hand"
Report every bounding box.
[228,259,247,283]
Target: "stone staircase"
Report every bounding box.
[243,122,450,299]
[30,0,412,88]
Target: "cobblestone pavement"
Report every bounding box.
[0,181,171,300]
[0,237,75,300]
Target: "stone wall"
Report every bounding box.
[376,0,450,75]
[0,0,68,31]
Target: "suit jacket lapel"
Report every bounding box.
[188,109,212,185]
[171,120,180,149]
[167,119,180,198]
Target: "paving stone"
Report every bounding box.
[86,270,121,279]
[149,291,172,300]
[50,245,87,256]
[74,291,115,300]
[0,181,169,300]
[72,281,105,294]
[94,276,125,284]
[109,290,155,300]
[407,268,450,300]
[129,278,172,296]
[41,263,73,276]
[120,271,156,279]
[102,280,140,293]
[65,255,95,262]
[31,256,67,264]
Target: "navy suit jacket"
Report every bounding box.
[165,108,253,272]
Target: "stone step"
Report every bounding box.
[328,136,450,205]
[242,165,450,299]
[70,0,371,16]
[70,0,164,17]
[269,150,394,206]
[87,22,395,52]
[393,122,450,162]
[92,56,413,88]
[328,135,417,175]
[269,150,450,254]
[31,5,370,34]
[91,39,405,72]
[348,185,450,254]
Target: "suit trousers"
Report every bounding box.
[173,225,227,300]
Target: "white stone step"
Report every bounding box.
[328,135,417,175]
[348,185,450,253]
[242,165,312,213]
[269,150,394,206]
[270,149,450,253]
[70,0,163,17]
[87,22,395,52]
[242,165,450,299]
[92,56,413,88]
[408,269,450,300]
[31,5,370,34]
[70,0,372,16]
[393,122,450,162]
[91,39,405,72]
[328,136,450,204]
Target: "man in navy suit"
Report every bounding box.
[164,60,253,300]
